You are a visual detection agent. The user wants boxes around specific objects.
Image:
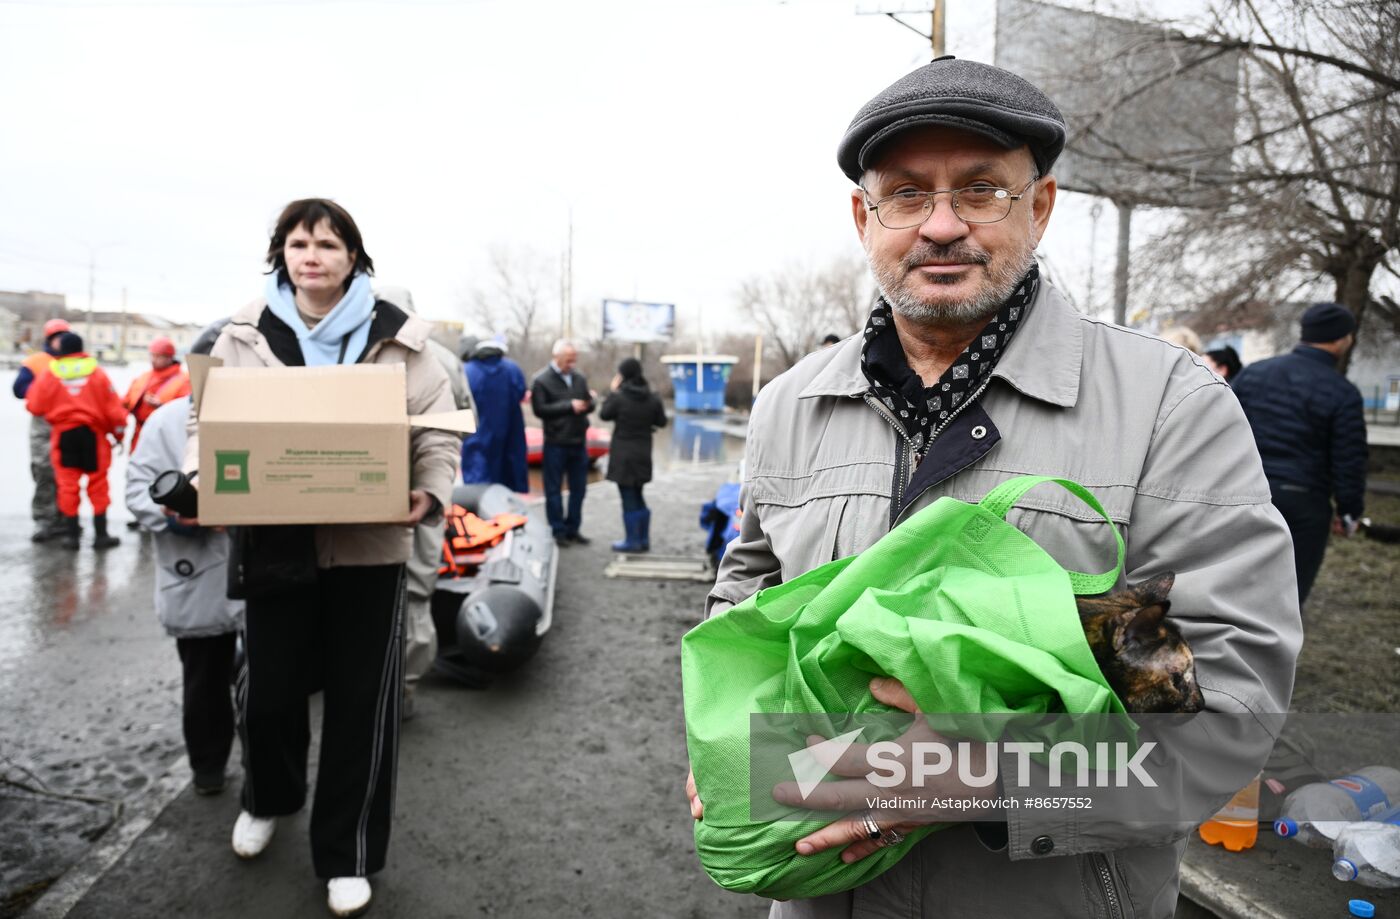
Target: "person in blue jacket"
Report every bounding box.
[460,334,529,493]
[1233,302,1368,606]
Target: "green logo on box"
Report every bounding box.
[215,450,250,494]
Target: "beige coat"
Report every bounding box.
[184,296,460,568]
[709,279,1301,919]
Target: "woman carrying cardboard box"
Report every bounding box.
[182,198,459,918]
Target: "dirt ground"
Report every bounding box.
[1289,470,1400,714]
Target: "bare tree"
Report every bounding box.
[733,254,873,369]
[1086,0,1399,370]
[464,243,557,358]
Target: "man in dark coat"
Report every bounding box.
[599,357,667,551]
[461,335,529,492]
[1233,302,1368,605]
[531,339,595,544]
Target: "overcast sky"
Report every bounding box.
[2,0,1163,340]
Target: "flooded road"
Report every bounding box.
[0,364,145,679]
[522,410,747,496]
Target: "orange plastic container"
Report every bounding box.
[1198,775,1261,852]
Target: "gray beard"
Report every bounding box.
[866,237,1037,325]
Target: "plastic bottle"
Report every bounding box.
[1332,807,1400,889]
[1273,766,1400,849]
[1199,774,1260,852]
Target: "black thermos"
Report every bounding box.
[149,470,199,519]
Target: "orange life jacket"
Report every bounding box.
[438,505,529,577]
[125,363,191,428]
[21,350,54,377]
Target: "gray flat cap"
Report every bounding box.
[837,56,1066,183]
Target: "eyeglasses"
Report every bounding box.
[862,177,1040,229]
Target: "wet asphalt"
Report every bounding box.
[0,377,761,918]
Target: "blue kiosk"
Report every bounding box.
[661,354,738,413]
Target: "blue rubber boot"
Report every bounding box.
[637,508,651,552]
[612,510,646,552]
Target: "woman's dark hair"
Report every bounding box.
[1206,346,1242,380]
[618,357,643,380]
[265,198,374,291]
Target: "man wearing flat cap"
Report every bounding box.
[1232,302,1367,606]
[690,57,1300,917]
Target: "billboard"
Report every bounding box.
[995,0,1239,205]
[601,299,675,344]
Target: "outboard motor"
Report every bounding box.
[432,483,557,686]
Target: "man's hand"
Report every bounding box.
[686,768,703,820]
[163,510,200,536]
[571,398,590,414]
[772,677,999,864]
[403,489,434,526]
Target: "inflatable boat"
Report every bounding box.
[431,483,558,687]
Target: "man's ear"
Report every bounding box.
[852,187,870,241]
[1031,174,1056,246]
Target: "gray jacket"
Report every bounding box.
[708,280,1301,918]
[127,397,244,639]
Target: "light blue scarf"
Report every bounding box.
[263,272,375,366]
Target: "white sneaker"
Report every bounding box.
[327,877,372,917]
[231,811,276,859]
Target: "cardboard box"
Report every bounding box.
[191,359,474,526]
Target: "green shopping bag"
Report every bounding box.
[681,476,1127,900]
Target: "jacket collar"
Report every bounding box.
[1291,343,1338,367]
[797,276,1082,407]
[224,295,431,359]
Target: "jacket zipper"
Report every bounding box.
[1092,854,1125,919]
[867,375,994,529]
[862,394,914,529]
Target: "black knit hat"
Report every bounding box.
[838,56,1067,183]
[1299,302,1356,343]
[54,331,84,356]
[617,357,643,380]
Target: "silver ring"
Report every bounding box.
[860,811,881,841]
[878,827,906,847]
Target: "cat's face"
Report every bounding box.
[1079,572,1206,715]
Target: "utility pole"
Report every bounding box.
[863,2,947,56]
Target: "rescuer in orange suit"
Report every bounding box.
[25,332,128,549]
[124,336,190,451]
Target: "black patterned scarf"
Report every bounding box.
[861,264,1039,454]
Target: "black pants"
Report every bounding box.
[1270,482,1333,606]
[543,442,589,537]
[238,564,405,878]
[176,633,237,779]
[618,484,646,513]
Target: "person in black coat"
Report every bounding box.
[599,357,667,552]
[531,340,595,545]
[1233,302,1368,606]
